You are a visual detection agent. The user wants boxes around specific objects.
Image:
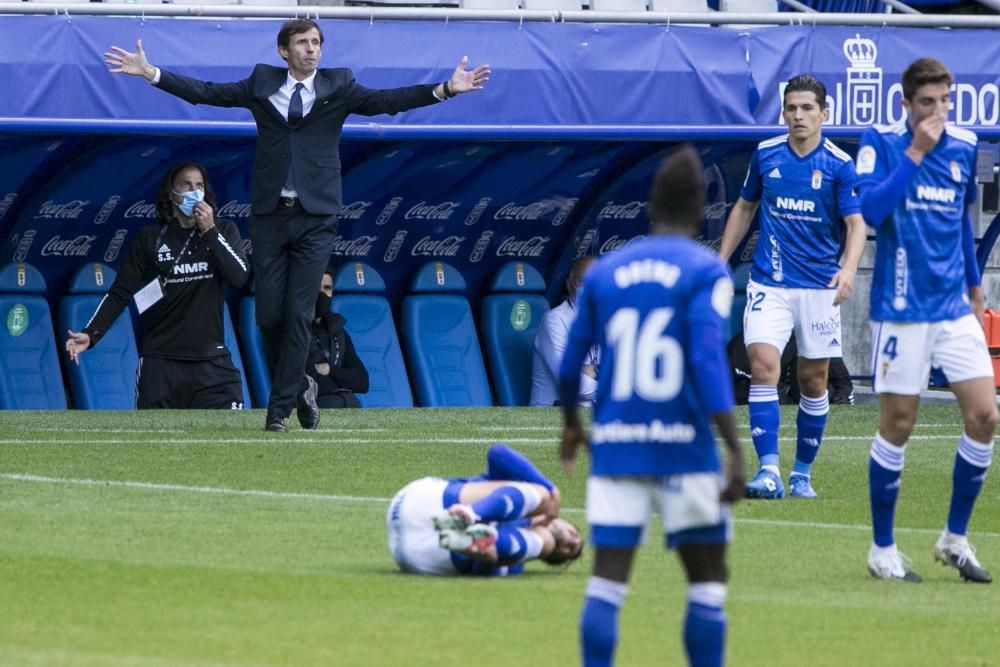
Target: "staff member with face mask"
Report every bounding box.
[66,161,250,410]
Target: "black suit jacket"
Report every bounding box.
[157,65,439,215]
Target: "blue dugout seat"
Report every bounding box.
[729,262,751,340]
[238,285,271,409]
[58,262,138,409]
[0,262,66,409]
[481,262,549,407]
[331,262,413,408]
[222,304,252,410]
[402,262,492,407]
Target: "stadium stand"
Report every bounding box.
[58,263,139,410]
[402,262,492,407]
[481,261,549,407]
[330,262,414,408]
[0,263,66,410]
[521,0,585,9]
[648,0,712,12]
[592,0,649,9]
[459,0,520,8]
[238,286,271,410]
[223,304,253,410]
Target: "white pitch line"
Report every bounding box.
[3,472,998,540]
[0,473,386,503]
[0,434,964,446]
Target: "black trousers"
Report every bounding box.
[137,355,244,409]
[250,205,338,419]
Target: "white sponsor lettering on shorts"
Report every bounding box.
[743,279,842,359]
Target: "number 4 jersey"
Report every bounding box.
[560,236,735,477]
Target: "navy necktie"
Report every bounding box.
[284,83,305,191]
[288,82,304,126]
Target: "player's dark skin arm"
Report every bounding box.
[713,411,746,504]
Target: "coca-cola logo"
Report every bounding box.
[124,200,157,219]
[241,239,253,257]
[41,234,97,257]
[0,193,19,222]
[695,236,723,252]
[339,201,372,221]
[330,235,377,257]
[703,202,729,223]
[404,201,460,221]
[495,235,550,258]
[493,201,551,222]
[597,200,646,221]
[410,235,464,257]
[34,199,90,220]
[702,164,729,223]
[217,201,252,219]
[599,234,645,255]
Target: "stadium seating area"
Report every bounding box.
[0,259,567,410]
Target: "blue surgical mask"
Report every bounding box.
[173,189,204,217]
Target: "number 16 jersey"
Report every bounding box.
[560,236,735,477]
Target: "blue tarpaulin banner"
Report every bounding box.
[2,16,1000,127]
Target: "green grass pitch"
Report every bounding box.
[1,405,997,666]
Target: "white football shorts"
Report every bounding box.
[870,314,993,395]
[586,473,732,549]
[743,278,842,359]
[386,477,456,576]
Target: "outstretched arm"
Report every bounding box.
[105,39,250,108]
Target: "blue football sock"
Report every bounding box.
[581,577,628,667]
[793,392,829,477]
[494,526,544,565]
[869,434,905,548]
[684,583,727,667]
[484,443,555,489]
[748,385,780,470]
[947,434,993,536]
[471,484,540,523]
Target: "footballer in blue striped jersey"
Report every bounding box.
[560,147,745,667]
[719,75,867,500]
[856,58,997,584]
[387,443,582,577]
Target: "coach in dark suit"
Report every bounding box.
[106,20,489,431]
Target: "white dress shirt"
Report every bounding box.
[270,72,317,198]
[529,299,599,407]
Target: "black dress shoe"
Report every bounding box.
[296,375,321,430]
[265,416,287,432]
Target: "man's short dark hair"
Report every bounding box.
[902,58,953,102]
[783,74,827,108]
[277,19,324,50]
[324,267,336,281]
[647,145,704,234]
[155,162,216,223]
